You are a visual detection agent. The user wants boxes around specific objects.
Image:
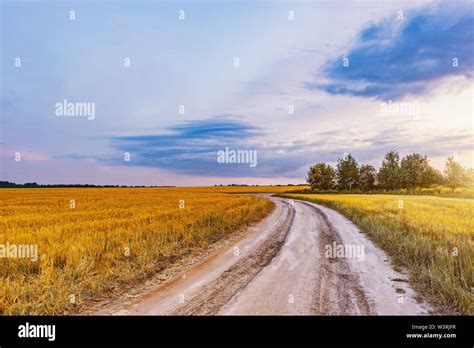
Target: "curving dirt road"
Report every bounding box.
[98,196,431,315]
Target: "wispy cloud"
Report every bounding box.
[307,2,474,100]
[106,116,270,177]
[4,1,472,185]
[62,117,472,178]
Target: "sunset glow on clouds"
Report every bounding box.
[1,0,473,185]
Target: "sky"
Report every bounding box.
[1,0,473,186]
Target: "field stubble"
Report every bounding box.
[0,187,274,315]
[281,193,474,314]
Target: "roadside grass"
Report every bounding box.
[284,185,474,199]
[280,193,474,314]
[188,185,310,194]
[0,188,274,315]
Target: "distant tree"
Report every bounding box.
[400,153,429,188]
[377,151,401,190]
[420,166,444,187]
[0,181,18,188]
[444,156,466,189]
[307,163,336,190]
[23,182,39,188]
[359,164,377,191]
[336,154,359,190]
[465,168,474,187]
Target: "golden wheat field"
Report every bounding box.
[3,186,471,315]
[281,193,474,314]
[0,187,279,315]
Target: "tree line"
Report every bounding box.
[0,181,175,188]
[307,151,474,191]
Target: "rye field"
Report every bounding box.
[281,193,474,314]
[2,186,471,315]
[0,187,276,315]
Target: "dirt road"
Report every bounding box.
[98,196,430,315]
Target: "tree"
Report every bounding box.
[377,151,401,190]
[444,156,465,189]
[465,168,474,187]
[336,154,359,190]
[307,163,336,190]
[400,153,429,188]
[420,166,444,187]
[359,164,377,191]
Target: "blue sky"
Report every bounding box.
[1,0,473,185]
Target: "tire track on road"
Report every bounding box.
[174,201,295,315]
[98,195,430,315]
